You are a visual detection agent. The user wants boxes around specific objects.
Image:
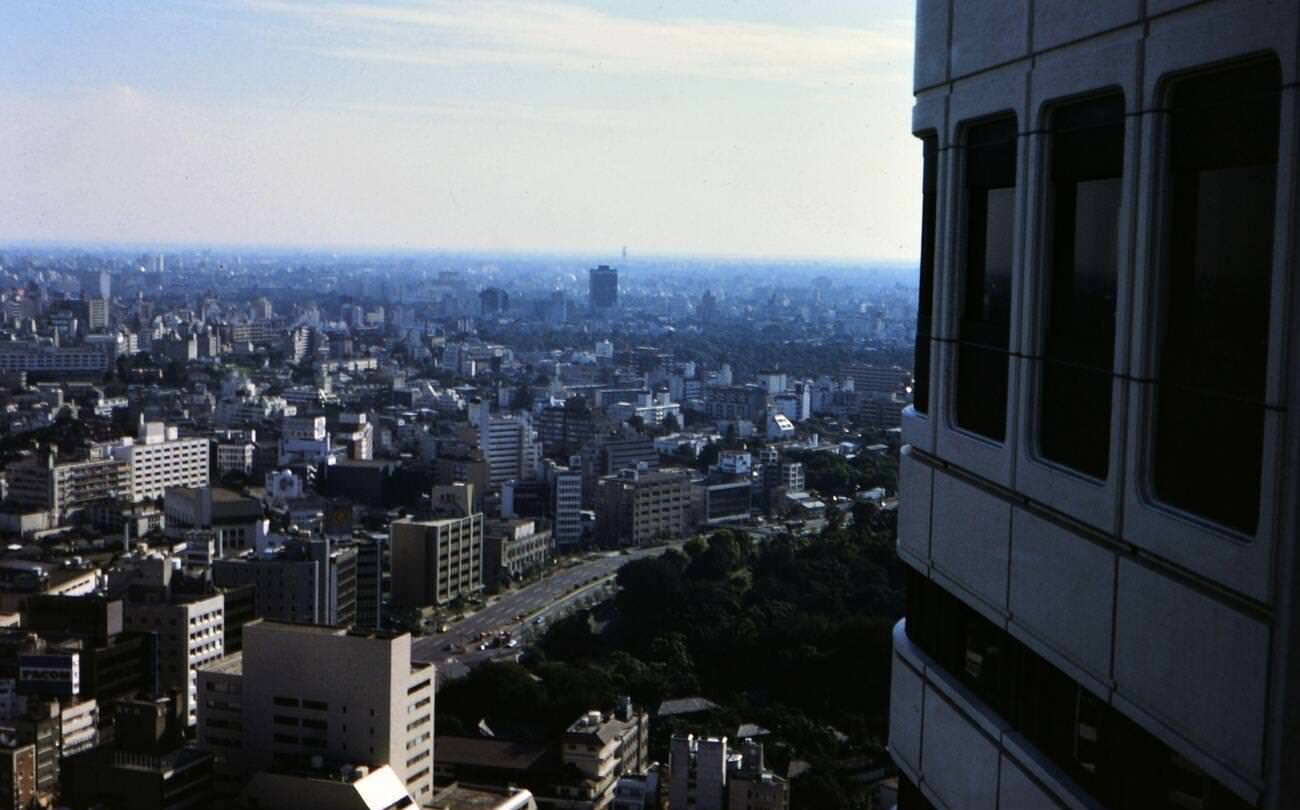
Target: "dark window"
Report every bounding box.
[1039,93,1125,478]
[1154,58,1281,533]
[956,116,1018,440]
[903,572,1252,809]
[913,134,939,413]
[898,775,937,810]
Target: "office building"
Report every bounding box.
[551,465,584,550]
[196,621,436,802]
[390,507,483,609]
[595,468,691,548]
[890,3,1298,809]
[589,265,618,309]
[212,537,357,627]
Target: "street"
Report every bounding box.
[410,545,672,681]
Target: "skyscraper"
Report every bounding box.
[889,2,1298,809]
[589,265,618,309]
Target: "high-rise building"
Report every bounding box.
[890,3,1297,809]
[196,621,436,802]
[589,265,618,309]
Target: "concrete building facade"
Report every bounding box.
[196,621,436,803]
[890,2,1300,809]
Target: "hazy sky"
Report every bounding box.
[0,1,919,260]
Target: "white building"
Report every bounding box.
[111,421,209,502]
[891,2,1299,809]
[477,408,541,488]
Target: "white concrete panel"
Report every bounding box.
[1032,0,1141,51]
[890,655,925,775]
[1143,1,1298,107]
[1008,509,1114,682]
[1114,560,1269,779]
[901,406,936,457]
[922,687,1000,810]
[931,470,1011,612]
[998,754,1065,810]
[898,448,934,561]
[951,0,1029,78]
[914,0,950,91]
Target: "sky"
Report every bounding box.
[0,1,919,261]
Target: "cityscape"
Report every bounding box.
[0,1,1297,810]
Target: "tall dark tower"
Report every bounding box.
[589,265,618,309]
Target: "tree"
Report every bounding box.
[626,415,646,433]
[661,413,681,434]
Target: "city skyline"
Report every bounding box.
[0,1,918,261]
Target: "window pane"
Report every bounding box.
[913,135,939,414]
[956,116,1017,440]
[1039,93,1124,478]
[1153,58,1280,533]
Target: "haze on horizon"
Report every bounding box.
[0,1,919,261]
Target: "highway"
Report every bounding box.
[411,545,671,681]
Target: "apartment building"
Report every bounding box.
[559,700,651,809]
[196,621,436,803]
[594,468,692,548]
[390,512,483,608]
[111,421,209,502]
[123,592,224,727]
[3,447,129,518]
[890,2,1299,809]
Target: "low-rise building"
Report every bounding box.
[483,519,553,590]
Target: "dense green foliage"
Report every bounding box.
[438,516,906,809]
[784,446,899,497]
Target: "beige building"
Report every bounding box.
[390,505,483,608]
[197,621,436,804]
[594,469,692,548]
